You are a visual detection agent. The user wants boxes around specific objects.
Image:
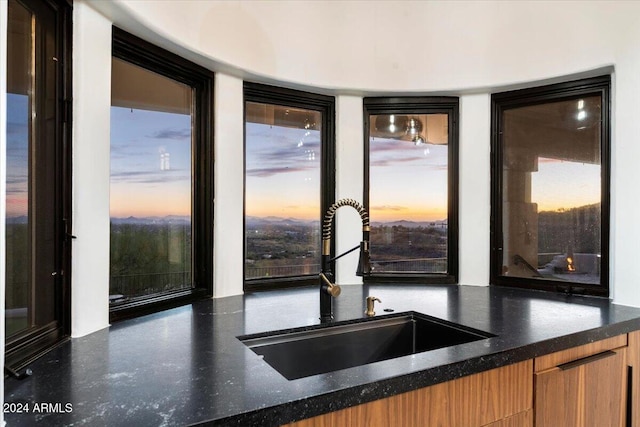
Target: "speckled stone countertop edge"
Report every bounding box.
[200,318,640,427]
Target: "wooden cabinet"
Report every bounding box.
[286,333,635,427]
[286,360,533,427]
[534,335,628,427]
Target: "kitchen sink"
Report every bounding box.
[238,311,495,380]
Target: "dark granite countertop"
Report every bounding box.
[5,284,640,426]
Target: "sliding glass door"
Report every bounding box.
[5,0,71,370]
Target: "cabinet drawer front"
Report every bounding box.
[535,348,626,427]
[534,335,627,372]
[287,360,533,427]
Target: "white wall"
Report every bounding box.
[3,0,640,343]
[335,96,365,285]
[459,94,491,286]
[88,0,628,93]
[213,73,244,297]
[71,1,111,336]
[609,24,640,303]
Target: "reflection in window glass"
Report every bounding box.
[110,58,193,303]
[244,102,322,280]
[501,96,602,285]
[6,1,33,337]
[6,0,72,369]
[369,114,449,273]
[6,89,30,336]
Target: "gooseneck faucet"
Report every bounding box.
[319,198,372,321]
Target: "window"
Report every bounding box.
[364,97,459,283]
[5,0,72,371]
[491,76,610,296]
[244,83,335,291]
[109,28,213,320]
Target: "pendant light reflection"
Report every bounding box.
[375,114,408,138]
[298,116,317,147]
[406,117,426,146]
[373,114,428,145]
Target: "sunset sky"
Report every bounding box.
[244,120,452,222]
[532,157,600,212]
[245,122,321,220]
[6,94,28,218]
[369,136,448,222]
[5,98,601,221]
[110,106,192,218]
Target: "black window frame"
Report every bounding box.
[109,28,214,321]
[363,97,460,284]
[243,82,336,292]
[5,0,72,373]
[490,76,611,297]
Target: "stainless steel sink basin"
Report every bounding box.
[238,312,495,380]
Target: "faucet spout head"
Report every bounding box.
[355,241,371,277]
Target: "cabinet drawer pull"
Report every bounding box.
[558,350,616,371]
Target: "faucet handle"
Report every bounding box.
[365,296,381,317]
[320,272,341,297]
[327,283,341,297]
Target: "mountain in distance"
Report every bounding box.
[245,216,446,229]
[107,215,446,228]
[245,216,318,228]
[6,215,28,224]
[110,215,191,225]
[371,219,447,228]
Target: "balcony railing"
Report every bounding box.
[110,271,192,299]
[372,257,448,273]
[246,257,450,278]
[246,264,320,279]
